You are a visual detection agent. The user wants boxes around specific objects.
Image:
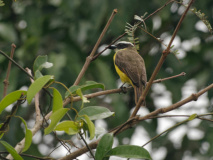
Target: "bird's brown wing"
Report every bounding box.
[115,48,147,87]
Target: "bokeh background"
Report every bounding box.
[0,0,213,159]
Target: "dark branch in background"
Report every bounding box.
[0,152,52,160]
[130,0,195,118]
[3,43,16,97]
[0,49,53,101]
[92,33,126,61]
[79,132,95,159]
[73,9,117,86]
[0,50,34,80]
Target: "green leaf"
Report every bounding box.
[0,141,23,160]
[80,81,105,92]
[76,88,90,103]
[52,88,63,113]
[78,106,114,120]
[33,55,53,79]
[188,114,197,121]
[0,90,27,114]
[44,108,69,135]
[66,85,80,95]
[15,116,32,152]
[95,133,113,160]
[27,75,54,104]
[105,145,152,160]
[82,115,95,140]
[23,129,32,152]
[65,81,105,98]
[76,88,90,109]
[54,121,79,135]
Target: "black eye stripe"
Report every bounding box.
[117,43,133,49]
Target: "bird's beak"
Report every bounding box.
[108,45,117,49]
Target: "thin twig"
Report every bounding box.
[3,43,16,97]
[0,50,34,79]
[1,49,53,101]
[73,9,117,86]
[130,0,195,118]
[142,118,189,147]
[79,132,95,159]
[92,33,125,61]
[149,114,213,122]
[141,112,213,148]
[143,0,175,21]
[93,0,175,60]
[149,72,186,84]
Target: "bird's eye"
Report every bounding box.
[118,44,126,49]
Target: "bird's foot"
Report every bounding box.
[120,83,127,94]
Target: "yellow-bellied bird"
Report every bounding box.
[109,41,147,104]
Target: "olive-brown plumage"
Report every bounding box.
[111,41,147,104]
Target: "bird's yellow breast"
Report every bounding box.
[113,52,133,86]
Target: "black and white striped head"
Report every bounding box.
[109,41,134,50]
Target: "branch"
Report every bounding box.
[3,43,16,97]
[130,0,195,118]
[73,9,117,85]
[63,72,186,106]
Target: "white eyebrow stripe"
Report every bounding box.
[117,41,134,46]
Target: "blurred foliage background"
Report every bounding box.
[0,0,213,159]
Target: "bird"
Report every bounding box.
[109,41,147,105]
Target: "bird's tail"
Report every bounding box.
[134,85,145,106]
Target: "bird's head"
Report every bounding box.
[109,41,134,50]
